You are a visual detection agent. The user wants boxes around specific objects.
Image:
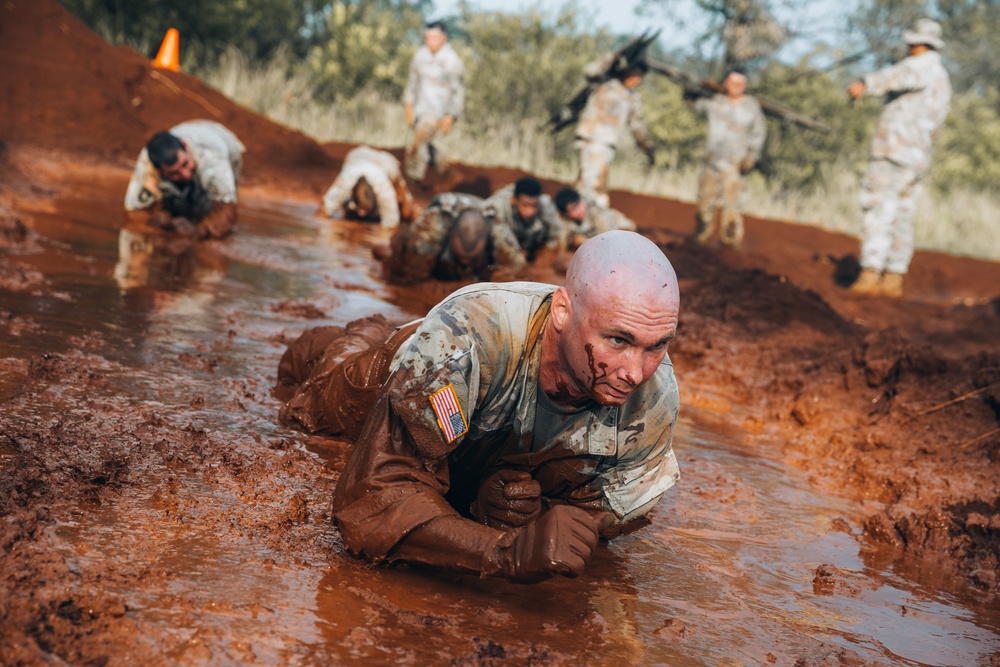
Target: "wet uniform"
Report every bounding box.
[403,42,466,181]
[692,94,766,247]
[124,120,245,216]
[384,192,525,282]
[483,184,565,258]
[859,50,951,275]
[322,146,413,229]
[574,79,652,208]
[288,283,680,561]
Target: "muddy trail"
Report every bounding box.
[2,0,1000,664]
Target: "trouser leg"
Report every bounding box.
[885,167,923,276]
[695,166,720,243]
[719,165,745,247]
[405,116,441,181]
[858,159,899,273]
[575,140,614,208]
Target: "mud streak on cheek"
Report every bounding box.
[584,343,608,390]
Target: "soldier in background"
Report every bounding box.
[688,68,766,249]
[847,19,951,298]
[124,119,245,239]
[322,145,415,229]
[553,187,636,249]
[574,61,654,208]
[484,176,566,260]
[374,192,525,283]
[403,20,466,183]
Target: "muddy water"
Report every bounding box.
[3,184,999,665]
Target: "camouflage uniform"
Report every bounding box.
[124,120,245,215]
[561,196,636,246]
[322,146,412,229]
[403,42,466,181]
[692,95,766,247]
[289,282,681,561]
[484,184,565,258]
[385,192,525,282]
[574,79,652,208]
[859,50,951,275]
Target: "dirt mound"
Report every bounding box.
[0,0,337,194]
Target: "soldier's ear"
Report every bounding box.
[550,287,571,332]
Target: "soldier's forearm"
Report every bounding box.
[198,203,237,239]
[391,515,502,575]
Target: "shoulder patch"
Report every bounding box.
[429,383,468,444]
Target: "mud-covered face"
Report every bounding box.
[159,148,197,184]
[513,195,540,222]
[558,291,677,406]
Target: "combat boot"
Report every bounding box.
[880,272,904,298]
[849,268,883,296]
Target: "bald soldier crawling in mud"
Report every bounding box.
[124,120,245,239]
[277,231,681,583]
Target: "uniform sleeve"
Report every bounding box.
[489,221,526,273]
[401,208,451,281]
[747,99,768,161]
[540,196,567,249]
[331,309,484,560]
[629,92,652,150]
[403,51,419,108]
[864,58,927,97]
[370,172,400,229]
[197,147,239,205]
[447,50,466,119]
[322,171,353,217]
[123,149,161,211]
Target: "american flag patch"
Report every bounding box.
[429,384,468,444]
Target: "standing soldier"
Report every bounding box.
[574,62,654,208]
[484,176,566,260]
[847,19,951,298]
[322,145,415,229]
[688,69,766,249]
[403,20,466,184]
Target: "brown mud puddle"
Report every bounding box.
[2,178,999,665]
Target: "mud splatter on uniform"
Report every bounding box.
[692,94,766,247]
[403,43,466,181]
[483,184,565,258]
[385,192,525,282]
[300,282,681,560]
[859,50,951,275]
[574,79,651,208]
[322,146,412,229]
[124,120,244,212]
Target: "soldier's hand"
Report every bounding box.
[847,80,866,100]
[404,103,415,127]
[440,116,455,135]
[483,505,600,583]
[471,470,542,530]
[171,216,198,237]
[739,157,755,175]
[148,209,174,231]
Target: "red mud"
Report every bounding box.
[2,0,999,664]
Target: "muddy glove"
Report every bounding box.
[470,470,542,530]
[170,216,198,237]
[481,505,600,583]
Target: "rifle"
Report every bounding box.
[645,58,832,133]
[646,59,832,134]
[549,31,661,134]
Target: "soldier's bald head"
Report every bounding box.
[564,230,679,315]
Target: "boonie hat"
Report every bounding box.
[902,18,944,50]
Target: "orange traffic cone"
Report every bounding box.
[152,28,181,72]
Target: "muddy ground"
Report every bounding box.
[2,1,999,665]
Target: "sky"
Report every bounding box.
[432,0,862,65]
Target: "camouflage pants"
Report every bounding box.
[574,140,615,209]
[859,159,923,275]
[695,163,745,247]
[404,115,449,182]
